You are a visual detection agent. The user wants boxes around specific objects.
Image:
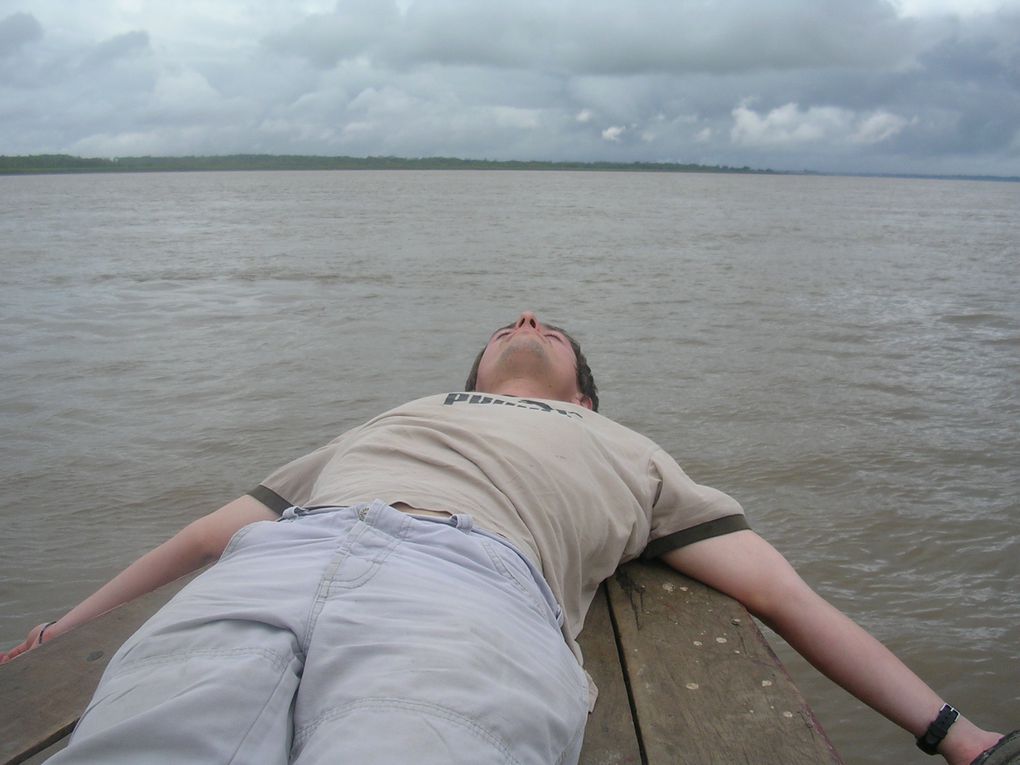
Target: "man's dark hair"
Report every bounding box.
[463,324,600,412]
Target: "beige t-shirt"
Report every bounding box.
[251,392,747,660]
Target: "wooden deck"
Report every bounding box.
[1,560,842,764]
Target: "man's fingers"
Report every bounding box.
[0,630,42,664]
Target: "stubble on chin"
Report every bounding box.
[496,337,547,368]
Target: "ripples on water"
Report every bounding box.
[1,170,1018,763]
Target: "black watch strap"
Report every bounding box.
[916,704,959,755]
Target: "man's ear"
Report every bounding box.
[577,395,594,410]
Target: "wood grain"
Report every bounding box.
[578,583,643,765]
[606,560,843,765]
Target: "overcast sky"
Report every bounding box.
[2,0,1018,175]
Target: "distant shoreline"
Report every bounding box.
[0,154,1016,182]
[0,154,770,176]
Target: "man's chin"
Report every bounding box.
[496,342,549,371]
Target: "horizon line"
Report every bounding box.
[1,153,1016,183]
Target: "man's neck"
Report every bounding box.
[480,378,578,405]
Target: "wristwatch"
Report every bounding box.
[916,704,959,755]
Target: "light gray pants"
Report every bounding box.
[49,500,589,764]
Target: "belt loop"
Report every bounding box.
[452,514,474,532]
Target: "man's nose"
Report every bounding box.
[515,311,540,330]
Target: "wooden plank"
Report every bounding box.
[0,572,198,765]
[578,583,642,765]
[607,560,843,765]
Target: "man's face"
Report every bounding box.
[474,311,592,409]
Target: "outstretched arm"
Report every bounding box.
[0,494,276,663]
[661,529,1002,765]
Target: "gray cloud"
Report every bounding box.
[263,1,399,69]
[0,11,42,58]
[264,0,919,75]
[2,1,1019,175]
[81,30,150,69]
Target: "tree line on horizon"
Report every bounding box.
[0,153,767,175]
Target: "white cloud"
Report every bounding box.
[852,111,911,144]
[576,108,593,123]
[731,102,847,146]
[601,125,625,142]
[731,102,912,148]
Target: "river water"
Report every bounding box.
[1,169,1017,763]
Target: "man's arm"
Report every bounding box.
[0,495,276,663]
[661,529,1002,765]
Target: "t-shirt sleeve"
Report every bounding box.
[641,448,749,559]
[246,443,339,515]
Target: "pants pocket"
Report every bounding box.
[478,538,561,625]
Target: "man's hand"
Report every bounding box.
[1,621,55,664]
[940,726,1007,765]
[1,495,276,666]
